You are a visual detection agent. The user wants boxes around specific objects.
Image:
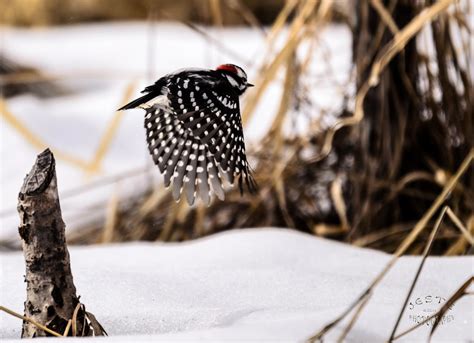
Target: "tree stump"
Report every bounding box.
[17,148,105,337]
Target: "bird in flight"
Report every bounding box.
[119,64,257,205]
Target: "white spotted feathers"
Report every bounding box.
[121,65,257,205]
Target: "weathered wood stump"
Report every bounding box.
[17,148,105,337]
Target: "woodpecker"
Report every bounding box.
[119,64,257,205]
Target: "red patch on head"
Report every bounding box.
[216,64,237,74]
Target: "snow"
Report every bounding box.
[1,19,472,343]
[0,22,352,239]
[1,228,472,341]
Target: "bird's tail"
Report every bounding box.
[118,92,157,111]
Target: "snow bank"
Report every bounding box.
[1,229,472,341]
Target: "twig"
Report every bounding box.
[0,165,150,219]
[388,206,448,341]
[71,302,81,337]
[370,0,400,34]
[209,0,223,26]
[242,0,327,126]
[446,207,474,245]
[63,319,72,336]
[0,99,89,170]
[393,150,473,257]
[337,293,372,342]
[0,306,62,337]
[101,188,120,243]
[86,80,137,175]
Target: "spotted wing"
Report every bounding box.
[166,73,257,195]
[144,106,225,205]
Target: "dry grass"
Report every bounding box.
[1,302,106,337]
[0,0,471,260]
[0,0,284,26]
[310,0,457,163]
[0,0,351,27]
[0,2,472,340]
[85,81,137,176]
[0,99,90,170]
[307,149,473,341]
[0,306,62,337]
[0,81,138,176]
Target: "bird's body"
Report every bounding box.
[119,64,257,205]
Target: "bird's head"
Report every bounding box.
[216,64,253,95]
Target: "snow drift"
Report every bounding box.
[1,228,472,341]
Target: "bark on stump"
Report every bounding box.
[17,149,105,337]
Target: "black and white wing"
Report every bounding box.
[144,106,224,205]
[169,73,257,191]
[143,71,257,205]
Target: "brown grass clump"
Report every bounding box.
[62,0,472,258]
[0,0,471,258]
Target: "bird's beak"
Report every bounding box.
[246,83,254,87]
